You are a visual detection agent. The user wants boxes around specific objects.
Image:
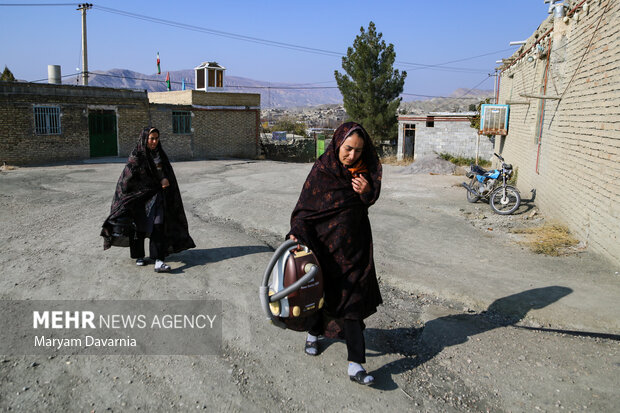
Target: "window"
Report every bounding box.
[426,117,435,128]
[404,123,415,137]
[196,68,205,90]
[172,111,192,134]
[34,106,61,134]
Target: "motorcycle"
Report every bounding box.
[462,153,521,215]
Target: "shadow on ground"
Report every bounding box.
[171,245,273,273]
[366,286,573,391]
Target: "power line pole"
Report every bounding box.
[77,3,93,86]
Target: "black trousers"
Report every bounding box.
[343,319,366,364]
[310,317,366,364]
[129,224,167,261]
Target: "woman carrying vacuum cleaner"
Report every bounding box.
[101,127,195,272]
[287,121,382,385]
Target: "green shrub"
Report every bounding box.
[438,152,491,167]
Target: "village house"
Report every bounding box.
[495,0,619,265]
[397,112,494,161]
[0,63,260,165]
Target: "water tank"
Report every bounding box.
[48,65,61,84]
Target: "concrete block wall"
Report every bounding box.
[398,117,494,160]
[415,120,494,160]
[497,0,620,265]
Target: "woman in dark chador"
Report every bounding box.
[101,127,195,272]
[287,122,382,385]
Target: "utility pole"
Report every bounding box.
[77,3,93,86]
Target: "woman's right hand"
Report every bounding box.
[288,234,298,242]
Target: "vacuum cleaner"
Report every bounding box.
[259,239,324,330]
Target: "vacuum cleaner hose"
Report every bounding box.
[259,239,318,323]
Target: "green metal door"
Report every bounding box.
[316,134,325,158]
[89,110,117,157]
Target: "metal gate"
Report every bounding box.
[316,134,326,158]
[89,110,117,157]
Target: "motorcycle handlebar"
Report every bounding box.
[494,152,505,162]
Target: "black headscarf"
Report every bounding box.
[287,122,382,335]
[101,127,195,255]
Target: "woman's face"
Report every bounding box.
[338,132,364,166]
[147,132,159,150]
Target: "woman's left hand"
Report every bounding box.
[161,178,170,188]
[352,175,370,194]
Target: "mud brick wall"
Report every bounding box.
[497,0,620,265]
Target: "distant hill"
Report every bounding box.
[70,68,492,110]
[78,68,343,108]
[399,89,494,114]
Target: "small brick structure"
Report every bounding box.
[0,83,260,165]
[496,0,620,265]
[149,90,260,160]
[397,112,494,161]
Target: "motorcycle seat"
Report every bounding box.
[470,164,488,175]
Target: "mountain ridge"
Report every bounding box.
[66,68,492,109]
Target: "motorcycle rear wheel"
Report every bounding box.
[466,177,481,203]
[489,185,521,215]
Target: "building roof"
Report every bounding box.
[398,112,476,121]
[194,62,226,70]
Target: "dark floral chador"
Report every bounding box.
[288,122,382,337]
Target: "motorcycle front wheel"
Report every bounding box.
[489,185,521,215]
[466,177,481,203]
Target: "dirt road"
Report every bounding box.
[1,159,618,412]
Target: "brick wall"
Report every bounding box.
[196,109,258,158]
[148,105,258,159]
[148,105,194,161]
[0,83,148,165]
[149,90,259,107]
[1,83,260,164]
[497,0,620,265]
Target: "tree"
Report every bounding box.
[1,66,16,82]
[335,22,406,143]
[468,98,491,131]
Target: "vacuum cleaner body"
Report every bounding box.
[260,240,324,330]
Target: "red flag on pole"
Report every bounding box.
[157,52,161,75]
[165,72,171,91]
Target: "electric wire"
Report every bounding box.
[91,5,499,74]
[0,3,79,6]
[559,0,611,100]
[3,3,511,76]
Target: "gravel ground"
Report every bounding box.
[0,159,618,412]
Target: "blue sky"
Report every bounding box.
[0,0,552,97]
